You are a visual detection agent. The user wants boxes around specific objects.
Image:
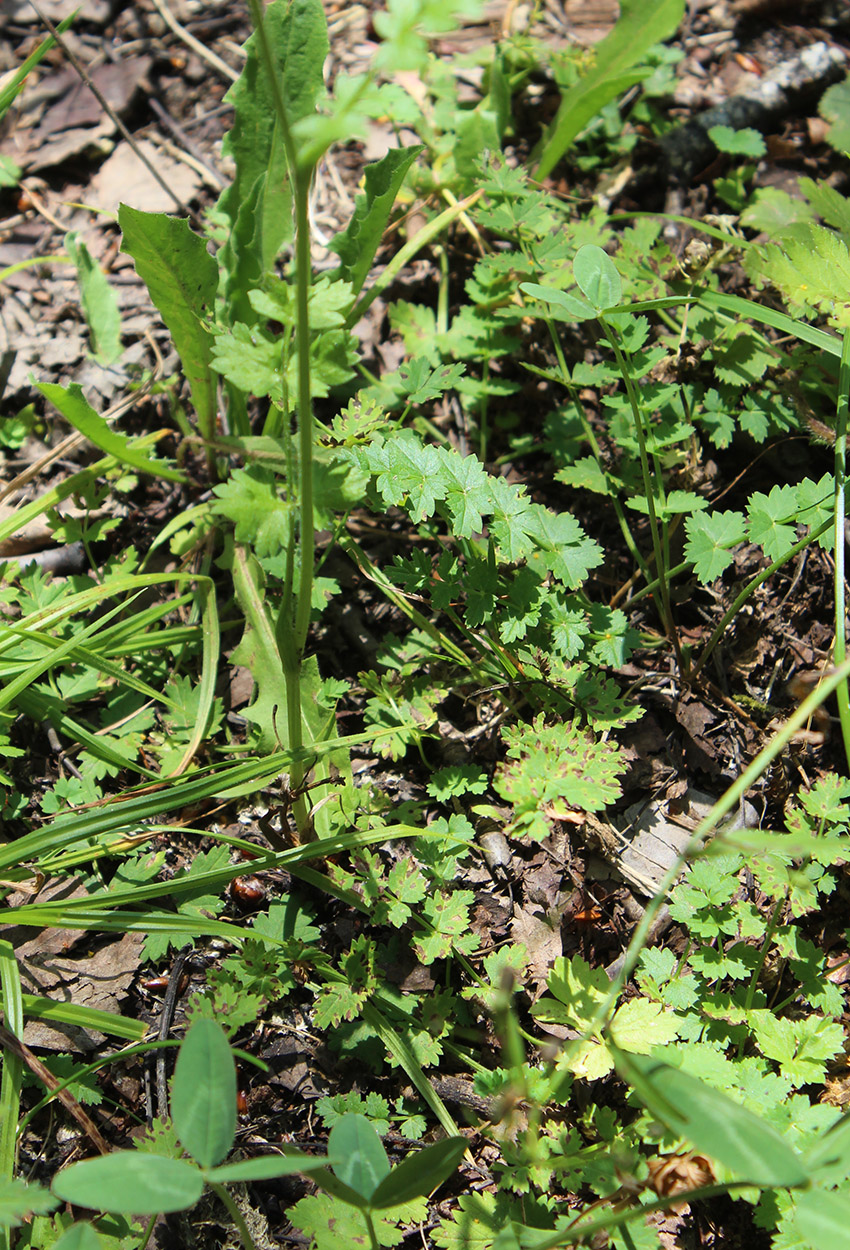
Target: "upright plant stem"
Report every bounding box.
[600,319,683,671]
[278,170,315,836]
[363,1210,381,1250]
[345,190,484,328]
[543,314,652,586]
[739,892,785,1051]
[574,656,850,1055]
[247,0,316,835]
[210,1182,259,1250]
[690,517,833,682]
[292,172,315,659]
[0,942,23,1250]
[833,327,850,771]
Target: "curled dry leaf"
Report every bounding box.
[648,1152,716,1211]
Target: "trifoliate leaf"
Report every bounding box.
[628,490,707,520]
[363,433,444,519]
[212,323,281,396]
[524,506,604,588]
[414,892,476,963]
[713,327,773,386]
[795,473,834,550]
[745,223,850,326]
[609,998,680,1053]
[749,1012,844,1086]
[438,449,493,538]
[398,358,467,404]
[555,456,612,495]
[740,187,815,234]
[533,954,610,1031]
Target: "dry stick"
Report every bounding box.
[149,0,239,84]
[17,182,66,232]
[150,133,225,192]
[28,0,206,231]
[0,351,14,398]
[155,944,193,1118]
[147,97,227,190]
[0,1020,110,1155]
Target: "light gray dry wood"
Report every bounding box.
[660,43,847,185]
[616,787,758,897]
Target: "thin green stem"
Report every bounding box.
[600,318,683,670]
[624,557,690,607]
[278,173,315,835]
[690,517,832,682]
[738,892,785,1054]
[833,326,850,770]
[17,1038,181,1136]
[210,1182,258,1250]
[293,172,315,658]
[526,1181,760,1250]
[137,1215,158,1250]
[247,0,316,836]
[478,358,490,464]
[673,937,693,979]
[0,255,72,285]
[279,418,297,645]
[362,1209,381,1250]
[345,190,484,328]
[437,245,449,336]
[0,942,23,1250]
[570,655,850,1057]
[340,537,477,671]
[542,314,652,585]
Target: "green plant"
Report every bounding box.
[7,0,850,1246]
[47,1020,465,1250]
[818,71,850,156]
[532,0,686,180]
[709,124,766,211]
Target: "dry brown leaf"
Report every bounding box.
[8,881,143,1050]
[87,138,203,213]
[510,903,562,994]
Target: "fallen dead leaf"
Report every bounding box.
[510,903,562,995]
[29,57,153,139]
[87,138,203,214]
[18,120,116,173]
[7,881,144,1050]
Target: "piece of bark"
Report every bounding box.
[661,43,847,185]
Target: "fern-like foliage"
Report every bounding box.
[351,432,603,590]
[744,178,850,327]
[494,714,627,841]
